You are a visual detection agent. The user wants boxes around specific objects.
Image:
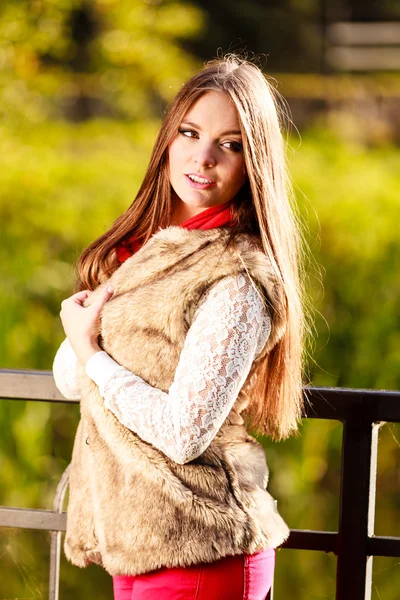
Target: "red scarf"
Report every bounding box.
[116,200,234,264]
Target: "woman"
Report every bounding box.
[53,54,307,600]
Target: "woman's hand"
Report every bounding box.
[60,286,114,366]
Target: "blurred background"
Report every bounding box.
[0,0,399,598]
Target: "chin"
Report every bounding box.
[178,193,215,208]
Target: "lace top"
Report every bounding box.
[52,273,271,464]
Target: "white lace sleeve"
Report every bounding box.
[52,338,81,400]
[85,272,271,464]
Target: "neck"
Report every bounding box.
[169,199,207,226]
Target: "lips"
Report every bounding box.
[185,173,216,190]
[186,172,216,184]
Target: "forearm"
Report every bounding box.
[85,349,248,465]
[52,338,81,400]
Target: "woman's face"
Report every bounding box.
[168,91,247,218]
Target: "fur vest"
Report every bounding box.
[64,226,290,576]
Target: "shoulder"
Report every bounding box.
[231,234,286,351]
[195,272,270,324]
[202,271,266,305]
[193,273,272,357]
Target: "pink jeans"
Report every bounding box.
[112,548,275,600]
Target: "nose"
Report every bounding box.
[193,142,216,168]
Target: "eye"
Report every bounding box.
[222,140,243,153]
[178,127,198,139]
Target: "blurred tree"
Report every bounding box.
[0,0,203,122]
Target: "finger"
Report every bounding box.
[92,285,114,311]
[102,285,114,303]
[72,290,91,301]
[60,291,90,312]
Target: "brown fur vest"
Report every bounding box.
[64,226,290,576]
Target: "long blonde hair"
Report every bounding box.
[76,54,309,441]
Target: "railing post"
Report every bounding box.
[49,466,70,600]
[336,412,379,600]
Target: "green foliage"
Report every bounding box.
[289,127,400,390]
[0,118,160,369]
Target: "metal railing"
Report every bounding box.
[1,369,399,600]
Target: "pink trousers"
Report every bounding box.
[112,548,275,600]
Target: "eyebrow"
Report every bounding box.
[181,120,242,136]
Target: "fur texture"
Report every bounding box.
[64,226,290,576]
